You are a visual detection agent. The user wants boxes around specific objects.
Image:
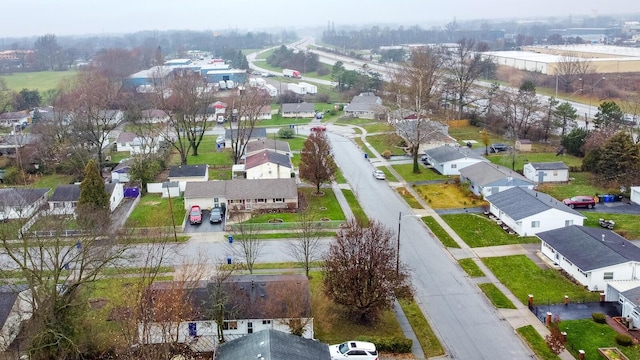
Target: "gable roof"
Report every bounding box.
[459,162,533,187]
[216,329,330,360]
[116,132,137,143]
[113,160,133,173]
[184,178,298,200]
[485,187,583,220]
[245,150,292,170]
[168,164,208,178]
[0,111,29,121]
[140,109,168,118]
[424,145,485,163]
[0,285,29,331]
[225,128,267,140]
[50,185,82,202]
[245,139,291,155]
[0,188,49,207]
[527,162,569,171]
[346,94,382,112]
[537,225,640,271]
[281,102,315,113]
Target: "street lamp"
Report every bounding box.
[396,212,421,274]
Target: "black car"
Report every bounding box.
[489,143,509,153]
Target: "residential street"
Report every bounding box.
[326,131,535,359]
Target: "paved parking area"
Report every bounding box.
[183,209,225,234]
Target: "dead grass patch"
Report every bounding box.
[414,183,486,209]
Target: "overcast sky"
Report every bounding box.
[4,0,640,38]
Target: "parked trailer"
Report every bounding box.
[264,84,278,97]
[299,82,318,94]
[226,80,235,89]
[255,78,267,87]
[248,78,257,87]
[283,68,301,78]
[218,80,227,90]
[288,83,306,95]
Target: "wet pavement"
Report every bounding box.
[531,301,619,322]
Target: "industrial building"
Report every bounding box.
[483,44,640,75]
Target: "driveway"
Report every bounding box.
[183,209,225,234]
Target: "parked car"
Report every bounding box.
[189,205,202,225]
[489,143,509,153]
[311,125,326,132]
[329,341,378,360]
[209,207,223,223]
[562,196,596,209]
[421,154,429,165]
[373,169,386,180]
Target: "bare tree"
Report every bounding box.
[299,132,338,194]
[228,213,265,274]
[394,119,446,174]
[285,209,324,278]
[554,52,595,93]
[323,219,412,324]
[59,69,123,171]
[387,47,444,173]
[207,261,237,344]
[0,214,128,359]
[226,87,272,164]
[445,38,494,118]
[263,279,313,336]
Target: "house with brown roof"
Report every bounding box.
[244,150,293,180]
[138,274,313,351]
[0,111,30,128]
[183,178,298,212]
[245,139,291,157]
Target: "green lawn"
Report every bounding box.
[516,325,561,360]
[423,216,460,248]
[478,283,516,309]
[335,118,375,126]
[248,187,345,223]
[362,122,394,133]
[126,194,185,227]
[257,115,313,127]
[458,258,485,277]
[0,70,77,92]
[366,134,405,156]
[582,212,640,239]
[398,299,445,358]
[28,174,75,190]
[482,255,601,305]
[341,189,369,226]
[537,172,617,202]
[310,271,405,345]
[108,151,130,163]
[392,164,448,183]
[441,214,539,247]
[560,319,640,360]
[396,187,422,209]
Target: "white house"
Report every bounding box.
[281,103,315,118]
[0,111,30,128]
[344,93,383,119]
[485,187,585,236]
[168,164,209,192]
[245,150,293,180]
[0,285,33,352]
[459,162,535,197]
[111,160,133,183]
[116,132,161,155]
[48,183,124,215]
[605,281,640,330]
[630,186,640,205]
[538,226,640,291]
[523,162,569,183]
[183,178,298,212]
[140,109,170,123]
[138,274,313,351]
[0,188,49,220]
[423,145,488,175]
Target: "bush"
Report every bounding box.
[355,335,412,353]
[592,312,606,324]
[277,127,295,139]
[1,166,26,185]
[317,67,329,76]
[615,334,633,346]
[381,150,391,159]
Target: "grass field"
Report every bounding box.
[478,283,516,309]
[482,255,601,305]
[248,187,345,223]
[414,183,484,209]
[398,299,445,357]
[396,187,422,209]
[442,214,539,247]
[126,194,185,227]
[458,258,485,277]
[342,189,369,226]
[582,212,640,239]
[0,70,76,92]
[422,216,460,248]
[486,152,583,170]
[392,164,448,183]
[537,172,617,201]
[516,325,561,360]
[366,133,406,156]
[560,319,640,359]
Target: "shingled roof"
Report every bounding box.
[485,187,582,220]
[459,162,533,187]
[245,150,292,170]
[0,188,49,207]
[424,145,485,163]
[537,226,640,271]
[184,178,297,200]
[168,164,208,178]
[216,329,329,360]
[528,162,569,170]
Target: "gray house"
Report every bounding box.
[523,162,569,183]
[344,93,383,119]
[281,103,315,118]
[0,188,49,220]
[216,329,330,360]
[423,145,487,175]
[459,162,535,197]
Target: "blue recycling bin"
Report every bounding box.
[364,153,368,159]
[228,235,233,243]
[289,124,295,129]
[227,256,232,264]
[604,195,614,202]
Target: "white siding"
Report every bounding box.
[631,187,640,205]
[246,162,291,180]
[523,164,569,183]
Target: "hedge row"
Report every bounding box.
[355,335,413,353]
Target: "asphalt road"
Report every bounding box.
[327,131,534,359]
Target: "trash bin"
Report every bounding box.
[364,153,368,159]
[604,195,614,202]
[228,235,233,243]
[616,195,624,202]
[227,256,232,264]
[597,195,605,203]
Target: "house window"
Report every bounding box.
[604,272,614,280]
[54,202,63,209]
[562,257,573,267]
[451,164,457,169]
[262,320,271,325]
[565,220,574,226]
[273,198,284,203]
[634,310,640,318]
[531,221,540,228]
[222,321,238,330]
[256,198,266,203]
[553,170,558,176]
